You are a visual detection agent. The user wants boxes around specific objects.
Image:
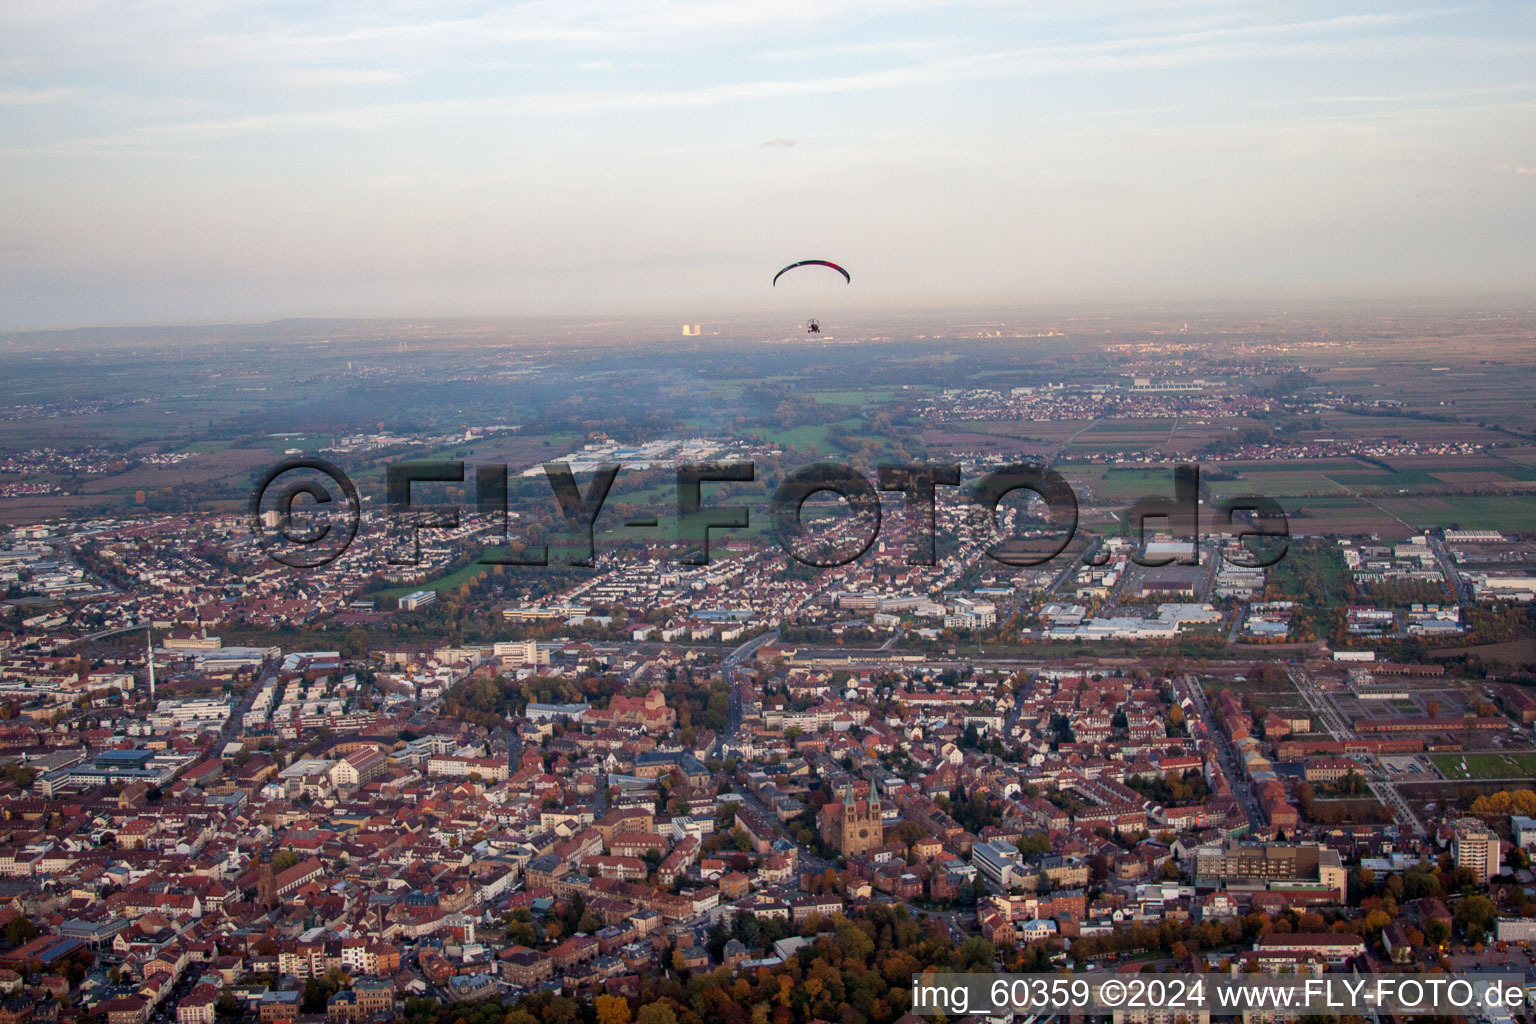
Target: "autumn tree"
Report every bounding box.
[595,996,632,1024]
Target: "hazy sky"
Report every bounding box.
[2,0,1535,328]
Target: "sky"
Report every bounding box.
[1,0,1535,329]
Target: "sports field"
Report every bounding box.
[1429,751,1536,780]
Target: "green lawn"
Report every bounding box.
[374,551,515,599]
[1429,751,1536,780]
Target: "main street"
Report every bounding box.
[1180,674,1262,832]
[721,628,779,752]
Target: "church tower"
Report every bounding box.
[257,847,277,908]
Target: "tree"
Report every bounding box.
[342,627,371,659]
[546,997,580,1024]
[1470,789,1536,820]
[3,916,37,947]
[1403,862,1442,900]
[1455,895,1495,943]
[2,765,36,790]
[957,936,994,969]
[636,1003,679,1024]
[1018,832,1052,856]
[300,978,333,1014]
[595,996,632,1024]
[1425,918,1451,947]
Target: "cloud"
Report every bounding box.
[275,68,407,88]
[761,137,798,147]
[754,38,943,62]
[0,86,78,105]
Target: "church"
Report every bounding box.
[817,783,883,858]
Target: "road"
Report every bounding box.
[222,668,269,742]
[721,628,779,753]
[1044,536,1101,598]
[1287,667,1352,739]
[1425,532,1473,607]
[1199,537,1222,602]
[724,627,780,672]
[1180,674,1262,831]
[55,621,153,648]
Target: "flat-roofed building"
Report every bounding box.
[1252,933,1363,964]
[972,840,1027,890]
[1193,841,1346,900]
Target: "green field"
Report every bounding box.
[808,388,905,404]
[1263,495,1371,509]
[1446,465,1536,482]
[1233,460,1368,473]
[1268,541,1354,607]
[1064,467,1190,501]
[1327,470,1439,488]
[1377,495,1536,532]
[763,423,841,450]
[1206,470,1348,495]
[1088,419,1176,433]
[1429,752,1536,780]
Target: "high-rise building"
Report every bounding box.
[1452,818,1501,882]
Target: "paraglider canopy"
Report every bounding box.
[772,260,850,286]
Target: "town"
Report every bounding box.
[2,314,1536,1024]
